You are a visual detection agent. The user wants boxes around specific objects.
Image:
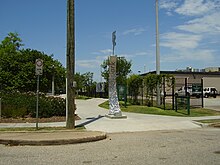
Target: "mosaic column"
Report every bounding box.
[108,56,122,116]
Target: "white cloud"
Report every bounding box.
[175,0,218,16]
[122,28,146,36]
[160,0,179,10]
[76,59,100,68]
[92,49,112,55]
[160,32,202,50]
[176,12,220,34]
[162,49,215,63]
[76,56,106,68]
[99,49,112,54]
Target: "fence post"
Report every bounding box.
[172,77,175,110]
[163,76,166,110]
[185,78,188,96]
[187,96,190,115]
[201,78,204,108]
[175,95,177,112]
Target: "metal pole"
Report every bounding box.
[66,77,68,122]
[172,78,175,110]
[52,65,55,95]
[36,75,39,130]
[52,74,55,95]
[201,78,204,108]
[0,97,1,120]
[112,31,116,56]
[156,0,160,106]
[113,45,115,56]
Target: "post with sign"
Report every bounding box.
[35,59,43,130]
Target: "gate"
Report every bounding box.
[174,78,204,109]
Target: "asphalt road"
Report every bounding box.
[0,128,219,165]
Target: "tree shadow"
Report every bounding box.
[76,115,104,127]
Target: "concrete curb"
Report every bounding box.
[0,131,107,146]
[192,121,209,128]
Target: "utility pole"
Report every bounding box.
[156,0,161,106]
[66,0,75,129]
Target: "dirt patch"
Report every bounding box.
[210,123,220,128]
[0,115,81,123]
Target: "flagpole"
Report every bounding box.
[156,0,161,106]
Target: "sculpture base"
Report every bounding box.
[105,113,127,119]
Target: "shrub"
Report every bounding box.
[0,91,66,118]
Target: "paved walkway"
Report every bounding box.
[1,98,220,145]
[74,98,220,133]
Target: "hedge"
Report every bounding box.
[0,91,66,118]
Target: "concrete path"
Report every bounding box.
[1,98,220,133]
[1,98,220,146]
[75,98,220,133]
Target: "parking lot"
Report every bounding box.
[204,96,220,111]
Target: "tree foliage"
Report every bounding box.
[127,74,143,104]
[144,74,174,106]
[74,72,94,92]
[0,32,66,93]
[101,56,132,85]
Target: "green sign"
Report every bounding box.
[192,84,202,92]
[117,85,126,101]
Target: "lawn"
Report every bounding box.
[0,126,85,132]
[99,101,220,117]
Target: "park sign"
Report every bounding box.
[192,84,202,93]
[35,59,43,75]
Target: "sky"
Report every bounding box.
[0,0,220,81]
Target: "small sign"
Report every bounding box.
[35,59,43,75]
[96,82,105,92]
[192,84,202,92]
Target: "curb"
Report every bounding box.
[192,121,209,128]
[0,131,107,146]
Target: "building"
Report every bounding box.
[142,70,220,93]
[204,67,220,72]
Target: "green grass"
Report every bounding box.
[196,119,220,124]
[99,101,220,117]
[196,119,220,128]
[0,126,85,132]
[76,95,92,100]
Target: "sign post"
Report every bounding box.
[35,59,43,130]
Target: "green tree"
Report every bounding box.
[144,74,174,106]
[74,72,94,94]
[74,72,84,92]
[127,74,143,104]
[0,32,23,51]
[101,56,132,85]
[0,33,66,93]
[144,74,160,106]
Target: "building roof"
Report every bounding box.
[141,71,220,76]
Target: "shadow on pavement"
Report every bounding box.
[77,115,104,127]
